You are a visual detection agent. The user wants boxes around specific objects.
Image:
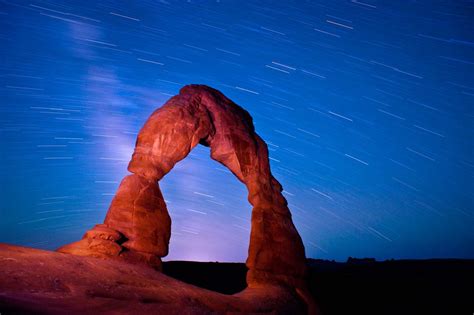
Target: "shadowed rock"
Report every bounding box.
[0,244,309,315]
[57,84,316,313]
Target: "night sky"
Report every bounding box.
[1,0,473,262]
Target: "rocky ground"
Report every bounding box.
[0,244,306,315]
[1,243,473,315]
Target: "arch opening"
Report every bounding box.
[160,145,251,263]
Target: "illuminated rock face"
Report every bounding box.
[58,84,308,288]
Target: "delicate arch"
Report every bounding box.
[58,85,308,289]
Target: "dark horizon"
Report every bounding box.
[161,256,474,264]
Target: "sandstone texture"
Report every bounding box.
[55,84,316,313]
[0,244,309,314]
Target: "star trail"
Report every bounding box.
[0,0,473,262]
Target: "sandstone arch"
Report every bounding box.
[58,85,314,311]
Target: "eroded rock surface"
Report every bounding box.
[0,244,309,315]
[56,84,315,313]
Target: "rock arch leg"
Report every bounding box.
[208,126,307,289]
[57,172,172,269]
[58,92,213,269]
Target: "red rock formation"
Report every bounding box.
[0,244,310,314]
[57,85,315,312]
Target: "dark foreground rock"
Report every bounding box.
[0,244,307,315]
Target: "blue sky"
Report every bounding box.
[0,0,473,262]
